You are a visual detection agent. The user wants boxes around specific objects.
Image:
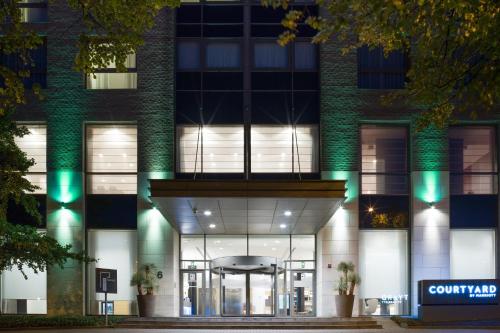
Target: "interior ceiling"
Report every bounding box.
[150,179,346,235]
[151,197,344,235]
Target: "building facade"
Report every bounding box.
[1,0,499,318]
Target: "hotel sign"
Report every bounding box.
[419,279,499,306]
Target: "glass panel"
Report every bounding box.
[87,230,137,315]
[249,274,274,315]
[86,125,137,194]
[87,73,137,89]
[181,261,206,270]
[14,124,47,194]
[361,126,407,194]
[359,230,408,315]
[291,235,314,260]
[177,125,244,173]
[182,272,204,316]
[87,175,137,194]
[1,235,47,315]
[222,273,246,315]
[211,271,221,315]
[20,7,48,23]
[251,125,318,173]
[206,235,247,260]
[254,43,288,68]
[206,43,241,68]
[449,127,497,194]
[451,229,496,279]
[293,271,313,316]
[294,42,316,70]
[178,41,200,69]
[249,235,290,260]
[87,125,137,173]
[181,235,205,261]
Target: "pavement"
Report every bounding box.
[2,318,500,333]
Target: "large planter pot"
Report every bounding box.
[335,295,355,317]
[137,295,156,317]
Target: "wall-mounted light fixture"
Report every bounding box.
[428,202,436,209]
[151,202,157,210]
[60,202,67,210]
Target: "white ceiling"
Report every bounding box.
[151,197,343,235]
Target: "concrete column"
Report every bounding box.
[317,171,359,317]
[137,172,179,317]
[411,171,450,315]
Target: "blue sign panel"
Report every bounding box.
[419,279,499,306]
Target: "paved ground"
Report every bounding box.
[2,319,499,333]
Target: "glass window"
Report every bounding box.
[18,0,48,23]
[1,38,47,88]
[449,127,497,194]
[14,124,47,194]
[294,42,316,70]
[291,235,315,261]
[451,230,495,279]
[249,235,290,260]
[87,230,137,315]
[359,230,408,315]
[254,43,288,68]
[361,126,408,194]
[86,125,137,194]
[205,235,247,259]
[178,41,201,70]
[177,125,244,173]
[206,43,241,68]
[181,235,205,261]
[251,125,319,173]
[86,52,137,89]
[357,45,408,89]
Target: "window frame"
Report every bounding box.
[85,49,137,90]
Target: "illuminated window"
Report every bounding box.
[251,125,318,173]
[18,0,48,23]
[449,127,497,194]
[451,229,495,279]
[14,124,47,194]
[86,125,137,194]
[361,126,408,194]
[177,125,244,173]
[86,52,137,89]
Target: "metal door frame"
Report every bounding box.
[290,269,316,317]
[180,269,206,317]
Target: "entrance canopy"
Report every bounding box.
[149,179,345,234]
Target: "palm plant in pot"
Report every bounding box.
[335,261,361,317]
[131,263,159,317]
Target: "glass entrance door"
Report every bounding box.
[292,271,314,316]
[222,273,246,316]
[181,271,205,316]
[249,274,274,315]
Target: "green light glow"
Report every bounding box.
[415,171,442,203]
[322,170,357,203]
[48,170,82,204]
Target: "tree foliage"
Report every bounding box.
[264,0,500,129]
[0,0,181,278]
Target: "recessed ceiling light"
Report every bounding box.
[209,224,216,229]
[368,206,374,213]
[219,247,224,250]
[284,210,292,217]
[215,240,221,244]
[271,247,277,251]
[274,240,280,244]
[204,210,212,216]
[280,224,286,229]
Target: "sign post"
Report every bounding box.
[95,268,117,326]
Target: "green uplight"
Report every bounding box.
[416,171,442,204]
[48,170,82,204]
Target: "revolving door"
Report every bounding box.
[210,256,286,317]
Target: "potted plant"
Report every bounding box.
[130,263,159,317]
[334,261,361,317]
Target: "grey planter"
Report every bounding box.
[335,295,355,317]
[137,295,156,317]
